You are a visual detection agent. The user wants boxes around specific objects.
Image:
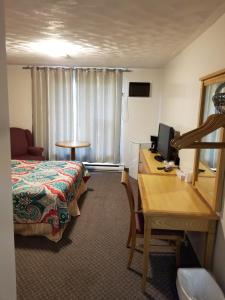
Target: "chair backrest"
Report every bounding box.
[121,167,135,214]
[10,127,29,156]
[24,129,34,147]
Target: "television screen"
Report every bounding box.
[157,123,175,161]
[129,82,150,97]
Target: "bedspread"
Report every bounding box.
[11,160,85,233]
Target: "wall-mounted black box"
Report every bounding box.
[129,82,150,97]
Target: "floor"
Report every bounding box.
[15,172,199,300]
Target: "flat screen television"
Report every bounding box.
[155,123,175,161]
[129,82,150,97]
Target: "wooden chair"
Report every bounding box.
[121,168,184,268]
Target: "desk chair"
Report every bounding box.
[121,168,184,268]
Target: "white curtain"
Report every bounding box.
[75,69,122,163]
[32,67,75,160]
[31,67,123,163]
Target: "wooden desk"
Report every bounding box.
[55,141,91,160]
[139,149,177,175]
[138,174,218,291]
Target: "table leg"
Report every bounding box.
[71,148,76,160]
[142,216,151,291]
[204,221,216,269]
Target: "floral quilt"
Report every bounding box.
[11,160,85,233]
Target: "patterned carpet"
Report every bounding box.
[15,172,199,300]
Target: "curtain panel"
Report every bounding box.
[75,69,122,163]
[32,67,75,160]
[31,67,122,163]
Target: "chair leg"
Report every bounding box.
[175,239,182,268]
[127,223,136,269]
[126,220,132,248]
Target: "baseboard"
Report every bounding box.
[83,162,124,171]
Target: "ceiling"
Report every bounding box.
[5,0,225,68]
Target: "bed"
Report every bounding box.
[12,159,88,242]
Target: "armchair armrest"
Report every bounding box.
[28,146,44,156]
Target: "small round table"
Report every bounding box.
[55,141,91,160]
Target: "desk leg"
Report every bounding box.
[71,148,76,160]
[142,216,151,291]
[204,221,216,269]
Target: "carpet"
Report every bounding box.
[15,172,199,300]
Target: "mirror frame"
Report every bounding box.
[193,68,225,212]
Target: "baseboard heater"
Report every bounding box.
[83,162,124,171]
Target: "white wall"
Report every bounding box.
[0,0,17,299]
[7,67,163,174]
[162,12,225,291]
[121,69,162,171]
[7,65,32,131]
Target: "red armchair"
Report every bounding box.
[10,127,45,160]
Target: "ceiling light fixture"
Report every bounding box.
[26,39,92,58]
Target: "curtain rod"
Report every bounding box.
[22,65,131,72]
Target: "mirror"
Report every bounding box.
[197,148,217,208]
[193,70,225,212]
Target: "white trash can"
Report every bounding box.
[176,268,225,300]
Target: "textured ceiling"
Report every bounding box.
[5,0,225,68]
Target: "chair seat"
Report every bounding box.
[135,212,183,238]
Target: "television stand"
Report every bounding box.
[154,155,164,162]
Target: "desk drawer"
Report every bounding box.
[150,216,210,232]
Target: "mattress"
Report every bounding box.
[12,160,86,237]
